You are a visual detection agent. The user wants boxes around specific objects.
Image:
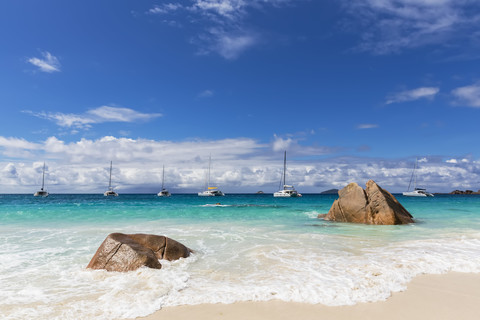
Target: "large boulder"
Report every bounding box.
[323,180,414,225]
[87,233,192,272]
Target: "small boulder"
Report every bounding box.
[87,233,192,272]
[322,180,414,225]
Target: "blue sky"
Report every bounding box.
[1,0,480,193]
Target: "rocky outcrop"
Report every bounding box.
[87,233,192,272]
[450,190,480,195]
[322,180,414,225]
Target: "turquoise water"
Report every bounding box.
[1,194,480,319]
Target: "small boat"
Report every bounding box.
[274,151,301,197]
[403,158,433,197]
[198,155,224,197]
[34,162,49,197]
[198,186,225,197]
[157,165,171,197]
[104,161,118,196]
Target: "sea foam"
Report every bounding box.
[1,194,480,319]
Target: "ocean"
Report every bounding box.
[1,193,480,319]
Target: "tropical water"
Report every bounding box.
[1,193,480,319]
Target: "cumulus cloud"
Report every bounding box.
[446,158,469,164]
[24,106,162,129]
[342,0,480,54]
[386,87,439,104]
[272,134,293,152]
[27,51,61,73]
[1,135,479,194]
[451,83,480,107]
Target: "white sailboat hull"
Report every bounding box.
[274,187,301,197]
[198,190,224,196]
[403,189,433,197]
[157,189,171,197]
[34,190,49,197]
[273,192,299,197]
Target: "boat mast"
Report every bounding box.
[162,165,165,190]
[108,161,113,190]
[407,158,417,192]
[283,151,287,188]
[41,162,46,191]
[413,158,418,190]
[208,154,211,189]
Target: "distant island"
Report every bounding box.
[320,189,339,195]
[449,189,480,195]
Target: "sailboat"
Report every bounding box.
[274,151,301,197]
[34,162,49,197]
[157,165,171,197]
[403,158,433,197]
[104,161,118,196]
[198,155,224,196]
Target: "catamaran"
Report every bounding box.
[403,158,433,197]
[34,162,49,197]
[104,161,118,196]
[274,151,301,197]
[157,165,171,197]
[198,155,224,196]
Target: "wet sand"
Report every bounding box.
[136,272,480,320]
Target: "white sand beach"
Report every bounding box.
[137,272,480,320]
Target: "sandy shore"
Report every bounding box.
[136,272,480,320]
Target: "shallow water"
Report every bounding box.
[1,194,480,319]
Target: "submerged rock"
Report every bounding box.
[87,233,192,272]
[322,180,414,225]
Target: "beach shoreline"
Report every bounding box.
[136,272,480,320]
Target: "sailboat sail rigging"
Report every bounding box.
[104,161,118,196]
[273,151,301,197]
[198,155,224,196]
[157,165,171,197]
[403,158,433,197]
[34,162,49,197]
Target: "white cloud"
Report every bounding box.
[446,158,469,164]
[386,87,439,104]
[192,0,246,20]
[356,124,378,129]
[0,136,41,150]
[206,28,258,60]
[198,89,214,97]
[24,106,162,129]
[148,0,290,59]
[1,135,479,193]
[272,134,293,152]
[451,83,480,107]
[27,51,61,73]
[149,3,183,14]
[343,0,480,54]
